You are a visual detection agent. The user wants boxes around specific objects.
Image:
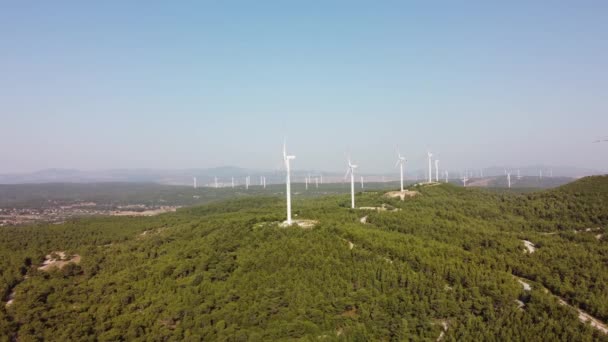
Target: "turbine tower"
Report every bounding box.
[360,176,364,189]
[214,177,218,189]
[395,150,406,191]
[193,177,197,189]
[305,175,309,190]
[283,142,296,225]
[507,171,512,188]
[445,170,449,183]
[231,177,235,188]
[427,151,433,183]
[345,158,358,209]
[461,172,469,187]
[435,159,440,182]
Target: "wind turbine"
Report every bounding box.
[193,177,197,189]
[263,176,266,189]
[214,177,218,189]
[427,151,433,183]
[395,150,406,191]
[305,174,309,190]
[231,177,235,188]
[517,169,522,180]
[345,158,358,209]
[315,177,319,188]
[435,159,440,182]
[461,172,469,187]
[360,176,364,189]
[444,170,449,183]
[283,142,296,225]
[507,171,511,188]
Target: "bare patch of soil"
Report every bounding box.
[522,240,536,253]
[38,251,81,272]
[384,190,420,201]
[279,219,318,229]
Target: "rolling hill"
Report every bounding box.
[0,177,607,340]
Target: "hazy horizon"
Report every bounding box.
[2,2,607,174]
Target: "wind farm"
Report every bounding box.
[1,1,608,341]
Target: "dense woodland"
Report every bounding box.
[1,176,607,341]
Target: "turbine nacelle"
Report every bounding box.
[395,151,406,167]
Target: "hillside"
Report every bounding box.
[1,177,607,340]
[466,176,574,189]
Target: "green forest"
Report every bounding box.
[1,176,608,341]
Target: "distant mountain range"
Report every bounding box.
[0,166,604,185]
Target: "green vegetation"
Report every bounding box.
[1,176,607,341]
[0,182,399,209]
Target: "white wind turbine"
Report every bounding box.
[395,150,406,191]
[427,151,433,183]
[461,172,469,187]
[435,159,440,182]
[305,174,309,190]
[231,177,235,188]
[345,157,358,209]
[315,177,319,188]
[360,176,364,189]
[193,177,197,189]
[214,177,218,189]
[444,170,449,183]
[507,171,512,188]
[283,142,296,225]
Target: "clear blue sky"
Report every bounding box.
[1,1,607,173]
